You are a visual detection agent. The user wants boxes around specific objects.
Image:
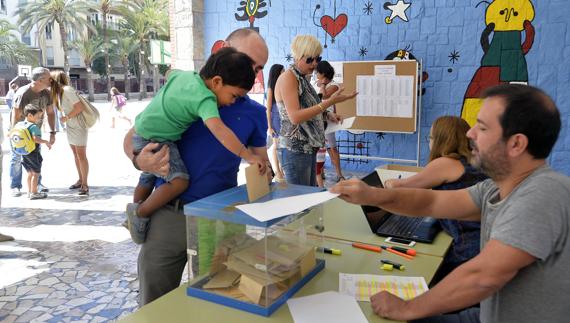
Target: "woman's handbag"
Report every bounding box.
[76,93,100,128]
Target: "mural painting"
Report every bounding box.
[460,0,535,126]
[312,1,349,48]
[383,0,411,24]
[235,0,268,32]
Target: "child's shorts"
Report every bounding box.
[132,133,189,188]
[22,150,43,174]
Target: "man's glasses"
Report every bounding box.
[305,56,322,64]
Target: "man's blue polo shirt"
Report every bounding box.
[155,96,267,203]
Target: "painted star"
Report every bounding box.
[363,1,373,15]
[285,53,293,62]
[385,0,411,23]
[359,47,368,57]
[448,49,460,64]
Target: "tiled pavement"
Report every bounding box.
[0,101,365,322]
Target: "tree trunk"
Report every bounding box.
[57,20,70,75]
[138,40,147,100]
[87,69,95,102]
[153,64,159,95]
[123,62,130,99]
[103,12,111,101]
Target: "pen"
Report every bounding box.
[381,259,406,271]
[352,242,382,253]
[381,246,414,260]
[398,174,402,179]
[389,246,417,256]
[316,247,342,255]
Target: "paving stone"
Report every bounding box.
[85,291,107,299]
[52,283,70,291]
[14,310,43,322]
[0,296,18,302]
[70,282,89,292]
[38,277,59,287]
[28,286,54,295]
[86,303,106,314]
[11,300,35,315]
[38,298,67,307]
[15,285,36,295]
[65,297,92,307]
[21,293,49,300]
[30,313,53,323]
[52,262,80,269]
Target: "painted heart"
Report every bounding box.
[320,14,348,38]
[211,40,225,54]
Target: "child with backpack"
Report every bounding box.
[126,47,266,244]
[110,87,132,128]
[11,104,52,200]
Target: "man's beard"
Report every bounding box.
[471,140,510,180]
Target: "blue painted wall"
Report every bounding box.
[203,0,570,175]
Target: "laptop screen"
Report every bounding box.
[360,171,391,232]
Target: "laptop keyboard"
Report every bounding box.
[379,216,424,238]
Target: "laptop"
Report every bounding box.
[360,171,441,243]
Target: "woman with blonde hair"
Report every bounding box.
[50,70,90,195]
[385,116,487,283]
[274,35,356,185]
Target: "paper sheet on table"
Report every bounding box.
[287,291,368,323]
[356,75,414,117]
[339,273,428,302]
[236,191,339,222]
[325,117,356,134]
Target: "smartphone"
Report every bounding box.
[385,237,416,247]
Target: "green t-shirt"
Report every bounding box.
[134,70,220,141]
[18,120,41,138]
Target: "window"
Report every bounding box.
[0,57,8,70]
[1,0,7,14]
[46,46,54,66]
[67,28,75,41]
[45,23,52,40]
[20,27,31,45]
[69,49,81,66]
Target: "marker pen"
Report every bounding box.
[316,247,342,255]
[390,246,417,256]
[381,259,406,271]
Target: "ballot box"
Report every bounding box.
[184,183,326,316]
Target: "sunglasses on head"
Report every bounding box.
[305,56,322,64]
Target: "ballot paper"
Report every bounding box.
[236,191,339,222]
[325,117,356,135]
[339,273,428,302]
[287,291,368,323]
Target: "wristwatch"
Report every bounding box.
[50,131,56,135]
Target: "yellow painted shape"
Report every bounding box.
[461,98,484,127]
[486,0,535,31]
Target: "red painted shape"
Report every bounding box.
[465,66,503,98]
[320,14,348,38]
[250,70,265,94]
[210,40,225,54]
[249,15,255,24]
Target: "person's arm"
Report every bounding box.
[123,127,170,177]
[330,178,481,221]
[45,103,56,144]
[33,135,50,146]
[204,117,267,174]
[60,101,84,124]
[265,89,275,137]
[385,157,464,189]
[277,72,356,125]
[370,239,536,321]
[321,83,339,100]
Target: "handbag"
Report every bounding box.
[75,92,100,128]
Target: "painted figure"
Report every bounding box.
[461,0,535,126]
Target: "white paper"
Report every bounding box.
[374,65,396,76]
[325,117,356,134]
[374,168,418,186]
[236,191,339,222]
[287,291,368,323]
[329,61,344,84]
[339,273,429,302]
[356,75,414,118]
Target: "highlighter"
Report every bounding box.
[381,259,406,271]
[316,247,342,255]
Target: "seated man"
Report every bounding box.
[332,84,569,322]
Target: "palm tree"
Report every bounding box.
[112,34,137,99]
[118,0,168,100]
[94,0,120,101]
[72,36,104,101]
[16,0,94,74]
[0,19,37,66]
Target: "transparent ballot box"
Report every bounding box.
[184,183,325,316]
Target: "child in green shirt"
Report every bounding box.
[127,47,265,244]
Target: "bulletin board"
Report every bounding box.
[336,60,419,133]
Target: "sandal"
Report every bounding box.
[69,181,82,189]
[78,186,89,196]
